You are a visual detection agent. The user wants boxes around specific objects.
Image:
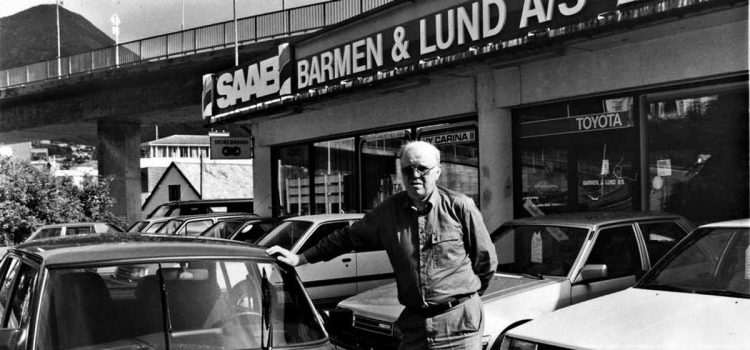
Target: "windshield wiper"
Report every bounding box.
[521,273,544,280]
[261,269,273,350]
[696,289,750,298]
[638,284,693,293]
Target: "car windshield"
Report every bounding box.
[127,221,149,233]
[156,219,185,235]
[201,220,247,239]
[492,225,589,277]
[37,259,327,349]
[638,226,749,298]
[256,221,313,250]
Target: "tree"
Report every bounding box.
[0,157,125,245]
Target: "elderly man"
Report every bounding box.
[267,140,497,349]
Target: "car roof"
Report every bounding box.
[283,213,364,224]
[162,198,253,205]
[164,212,259,220]
[698,218,750,228]
[504,211,686,229]
[10,233,268,266]
[36,222,111,229]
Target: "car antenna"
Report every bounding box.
[261,268,273,350]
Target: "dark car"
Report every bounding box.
[146,198,254,219]
[330,211,694,350]
[0,233,335,349]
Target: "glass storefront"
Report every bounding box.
[274,119,479,216]
[515,81,748,224]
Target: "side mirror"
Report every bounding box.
[0,328,21,350]
[574,264,608,284]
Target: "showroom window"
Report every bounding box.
[645,83,748,225]
[516,95,639,216]
[273,119,478,216]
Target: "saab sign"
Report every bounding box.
[210,137,254,159]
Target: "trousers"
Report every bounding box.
[395,293,483,350]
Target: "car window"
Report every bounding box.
[157,219,185,234]
[67,226,93,235]
[127,221,149,233]
[37,259,326,349]
[144,221,167,234]
[233,222,276,243]
[36,228,62,240]
[586,225,641,278]
[0,258,21,323]
[6,264,38,329]
[257,221,314,250]
[639,227,749,297]
[182,219,213,236]
[492,225,589,277]
[299,221,353,253]
[638,221,689,264]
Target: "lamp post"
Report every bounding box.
[111,14,120,67]
[56,0,61,77]
[233,0,239,66]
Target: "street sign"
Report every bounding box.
[210,137,253,160]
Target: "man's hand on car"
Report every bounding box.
[266,246,307,266]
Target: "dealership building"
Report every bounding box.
[204,0,748,230]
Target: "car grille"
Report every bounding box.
[354,315,394,336]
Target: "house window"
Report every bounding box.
[168,185,181,201]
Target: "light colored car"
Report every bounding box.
[256,214,394,308]
[329,212,694,350]
[0,233,334,350]
[26,222,123,240]
[155,212,258,236]
[501,218,750,350]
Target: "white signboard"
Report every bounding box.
[210,137,253,160]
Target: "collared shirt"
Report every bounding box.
[303,186,497,309]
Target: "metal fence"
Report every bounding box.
[0,0,394,89]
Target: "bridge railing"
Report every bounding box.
[0,0,394,89]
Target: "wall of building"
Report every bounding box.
[141,168,200,217]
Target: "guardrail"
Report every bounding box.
[0,0,394,89]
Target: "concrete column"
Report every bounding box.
[253,122,273,217]
[97,120,142,224]
[476,66,516,232]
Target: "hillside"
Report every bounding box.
[0,5,115,69]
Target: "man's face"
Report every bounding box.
[401,145,441,202]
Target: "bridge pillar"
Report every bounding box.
[97,120,142,224]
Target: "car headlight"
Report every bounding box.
[499,337,537,350]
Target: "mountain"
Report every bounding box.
[0,5,115,69]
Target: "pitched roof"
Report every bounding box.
[142,135,209,146]
[173,162,253,199]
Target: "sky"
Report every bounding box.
[0,0,326,42]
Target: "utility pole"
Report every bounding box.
[56,0,62,77]
[233,0,238,66]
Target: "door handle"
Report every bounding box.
[342,258,352,263]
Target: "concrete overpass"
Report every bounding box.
[0,0,398,223]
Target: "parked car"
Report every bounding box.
[26,222,123,241]
[256,214,394,309]
[501,218,750,350]
[199,216,280,242]
[0,233,335,349]
[329,212,694,350]
[155,212,258,236]
[146,198,254,218]
[126,216,172,233]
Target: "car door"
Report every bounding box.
[178,219,214,236]
[571,224,642,304]
[354,217,394,293]
[636,220,691,267]
[0,256,38,350]
[294,221,357,305]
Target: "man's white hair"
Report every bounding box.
[402,141,440,164]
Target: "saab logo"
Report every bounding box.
[210,137,253,159]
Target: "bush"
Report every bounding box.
[0,157,125,245]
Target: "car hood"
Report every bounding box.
[507,287,750,349]
[337,274,566,324]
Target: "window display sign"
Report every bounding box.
[521,111,634,138]
[420,129,476,145]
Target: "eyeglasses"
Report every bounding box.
[401,164,437,178]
